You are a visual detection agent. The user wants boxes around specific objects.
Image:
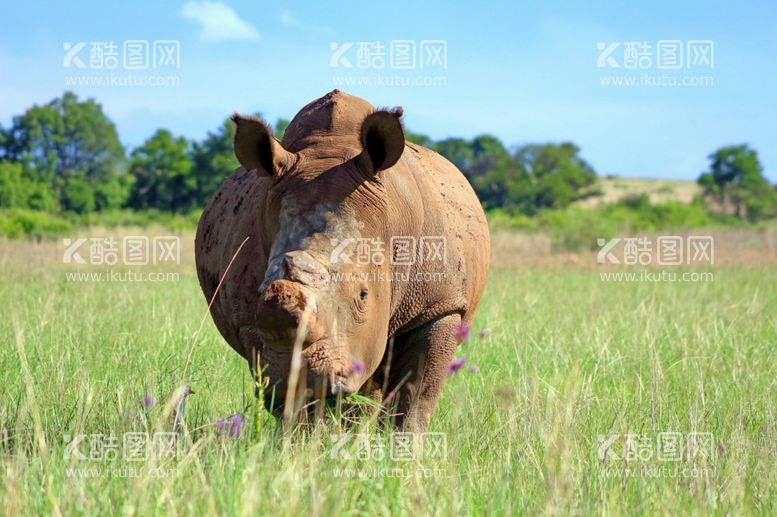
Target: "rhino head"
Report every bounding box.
[231,101,405,411]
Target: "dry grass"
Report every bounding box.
[490,225,777,269]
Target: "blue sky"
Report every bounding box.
[1,0,775,180]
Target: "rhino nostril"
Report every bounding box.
[255,280,321,350]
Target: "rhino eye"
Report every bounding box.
[359,289,369,301]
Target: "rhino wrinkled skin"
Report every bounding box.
[195,90,489,431]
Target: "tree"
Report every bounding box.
[436,137,474,172]
[698,144,775,219]
[0,91,127,212]
[0,161,57,211]
[128,129,194,212]
[470,154,527,210]
[61,172,96,213]
[190,118,238,207]
[515,142,597,211]
[468,135,509,178]
[405,131,435,148]
[470,142,597,214]
[274,118,290,141]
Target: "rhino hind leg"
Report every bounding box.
[387,313,462,432]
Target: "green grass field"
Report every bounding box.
[1,232,775,515]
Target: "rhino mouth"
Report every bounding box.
[263,389,352,416]
[254,336,356,415]
[263,373,355,416]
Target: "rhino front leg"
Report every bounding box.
[389,313,462,432]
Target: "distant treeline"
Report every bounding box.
[1,92,775,224]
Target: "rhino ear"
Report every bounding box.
[358,108,405,175]
[232,114,295,177]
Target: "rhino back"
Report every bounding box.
[385,142,490,334]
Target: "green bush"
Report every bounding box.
[538,206,620,251]
[506,196,721,251]
[0,209,201,239]
[599,195,710,232]
[0,162,58,212]
[486,208,538,232]
[60,173,96,213]
[70,209,201,231]
[0,209,72,239]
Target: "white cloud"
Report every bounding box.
[181,1,260,42]
[280,9,335,37]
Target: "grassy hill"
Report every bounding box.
[579,177,701,207]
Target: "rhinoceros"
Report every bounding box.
[195,90,489,431]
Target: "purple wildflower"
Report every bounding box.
[446,357,467,376]
[452,321,472,342]
[228,414,246,438]
[349,359,366,376]
[142,393,155,408]
[215,418,227,431]
[468,365,479,374]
